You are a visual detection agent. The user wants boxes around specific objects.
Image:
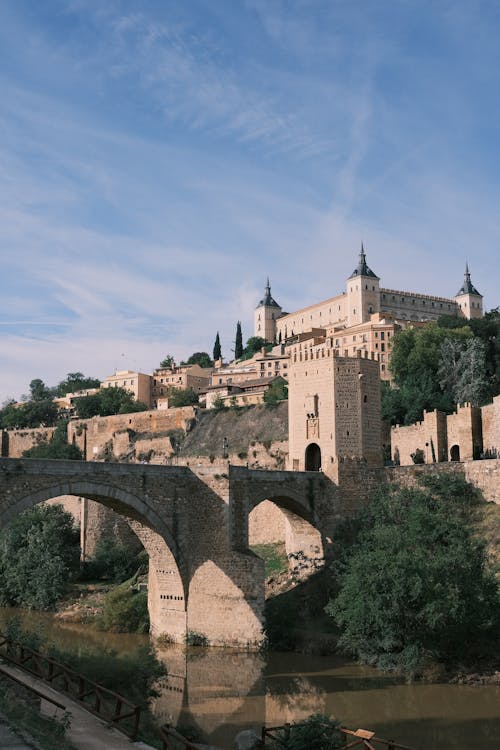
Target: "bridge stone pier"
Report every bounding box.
[0,458,342,648]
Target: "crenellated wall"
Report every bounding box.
[391,410,447,465]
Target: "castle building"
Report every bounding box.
[254,248,483,379]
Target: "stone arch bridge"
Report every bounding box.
[0,457,347,647]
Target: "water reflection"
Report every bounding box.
[1,608,499,750]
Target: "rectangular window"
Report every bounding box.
[381,331,385,340]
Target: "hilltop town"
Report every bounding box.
[1,248,499,475]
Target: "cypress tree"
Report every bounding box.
[213,332,222,362]
[235,321,243,359]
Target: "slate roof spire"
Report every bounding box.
[456,262,482,297]
[348,243,379,280]
[256,278,281,309]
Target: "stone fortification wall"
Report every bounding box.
[68,406,197,461]
[446,404,482,461]
[1,427,55,458]
[481,396,500,457]
[464,459,500,504]
[391,410,447,466]
[380,459,500,504]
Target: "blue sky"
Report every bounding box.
[1,0,499,401]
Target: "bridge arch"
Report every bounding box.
[0,479,189,642]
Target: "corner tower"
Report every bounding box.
[346,245,380,327]
[254,278,282,343]
[454,263,483,320]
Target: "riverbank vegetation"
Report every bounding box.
[0,504,80,610]
[327,475,500,676]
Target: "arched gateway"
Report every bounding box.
[0,458,327,648]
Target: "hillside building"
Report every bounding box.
[254,249,483,379]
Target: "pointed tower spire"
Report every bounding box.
[456,262,481,296]
[348,243,379,279]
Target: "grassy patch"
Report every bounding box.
[251,542,288,578]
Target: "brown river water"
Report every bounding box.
[0,607,498,750]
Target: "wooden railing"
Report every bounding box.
[0,634,141,740]
[262,723,419,750]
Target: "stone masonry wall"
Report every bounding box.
[2,427,55,458]
[482,395,500,457]
[391,410,447,466]
[447,404,483,461]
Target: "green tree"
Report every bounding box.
[264,377,288,405]
[438,337,489,406]
[438,307,500,397]
[0,504,80,610]
[384,323,472,424]
[327,476,500,674]
[0,399,58,429]
[213,332,222,362]
[239,336,271,360]
[269,714,343,750]
[74,387,148,418]
[166,387,199,407]
[55,372,100,396]
[23,421,83,460]
[181,352,213,368]
[28,378,53,402]
[159,354,175,369]
[235,321,243,359]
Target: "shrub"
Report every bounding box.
[83,538,147,583]
[327,477,500,674]
[185,631,209,647]
[269,714,343,750]
[96,580,149,633]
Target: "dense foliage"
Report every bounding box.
[239,336,272,360]
[264,376,288,405]
[97,584,149,634]
[327,476,500,674]
[74,386,148,418]
[383,311,499,425]
[180,351,213,368]
[166,386,199,407]
[0,504,80,610]
[22,421,83,460]
[84,537,148,583]
[0,397,58,428]
[268,714,343,750]
[54,372,100,397]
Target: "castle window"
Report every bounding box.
[364,394,367,402]
[382,294,386,300]
[365,284,368,290]
[392,296,395,301]
[412,299,415,304]
[375,332,378,338]
[381,364,385,371]
[401,297,405,302]
[431,302,434,307]
[381,332,385,340]
[373,286,375,291]
[381,343,385,352]
[440,303,443,308]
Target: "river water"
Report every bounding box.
[0,608,498,750]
